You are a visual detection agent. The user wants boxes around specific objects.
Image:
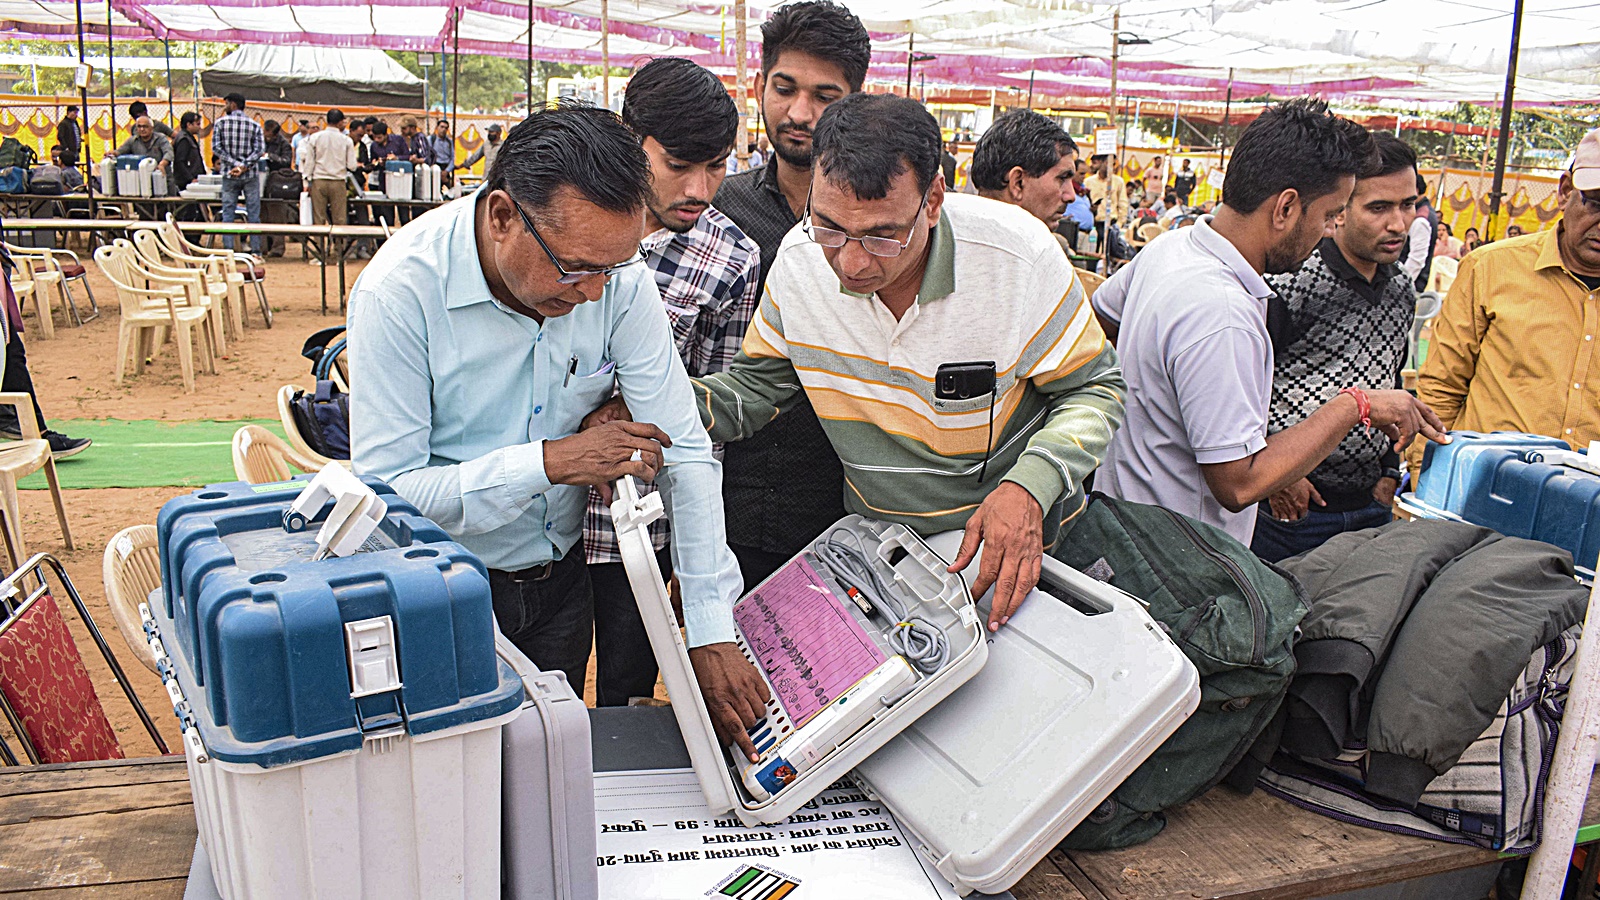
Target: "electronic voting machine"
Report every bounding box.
[612,477,1199,896]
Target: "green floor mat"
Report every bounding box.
[17,419,287,490]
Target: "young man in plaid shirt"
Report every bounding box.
[580,58,761,705]
[213,93,265,254]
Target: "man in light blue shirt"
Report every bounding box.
[349,104,771,761]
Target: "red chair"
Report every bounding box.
[0,553,168,765]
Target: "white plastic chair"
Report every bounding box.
[93,242,216,392]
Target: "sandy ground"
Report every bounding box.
[7,245,644,761]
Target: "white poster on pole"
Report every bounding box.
[594,769,961,899]
[1093,127,1118,157]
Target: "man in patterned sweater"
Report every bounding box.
[1252,133,1430,562]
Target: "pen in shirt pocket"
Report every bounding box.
[563,354,578,387]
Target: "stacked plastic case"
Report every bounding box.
[1401,430,1600,575]
[151,477,527,900]
[610,476,1200,896]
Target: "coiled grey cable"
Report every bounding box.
[813,528,949,675]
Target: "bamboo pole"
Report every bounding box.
[1485,0,1524,240]
[735,0,747,165]
[601,0,610,109]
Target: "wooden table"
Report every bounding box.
[5,756,1596,899]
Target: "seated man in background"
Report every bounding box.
[582,58,761,708]
[1252,134,1423,562]
[348,103,768,761]
[112,116,174,189]
[1409,127,1600,471]
[1093,99,1444,547]
[691,94,1126,630]
[969,110,1079,230]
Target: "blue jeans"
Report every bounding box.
[219,173,262,254]
[1251,499,1394,563]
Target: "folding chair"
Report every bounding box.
[0,553,168,765]
[101,525,161,675]
[232,424,324,484]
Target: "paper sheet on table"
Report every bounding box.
[594,768,961,900]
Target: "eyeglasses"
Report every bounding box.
[512,199,645,284]
[801,189,929,258]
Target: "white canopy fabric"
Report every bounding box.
[4,0,1599,104]
[201,45,425,105]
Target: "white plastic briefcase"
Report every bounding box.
[612,475,1199,896]
[854,533,1200,896]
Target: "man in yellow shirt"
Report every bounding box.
[1084,152,1128,246]
[1410,128,1600,471]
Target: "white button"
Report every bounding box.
[1577,383,1584,390]
[1567,429,1574,435]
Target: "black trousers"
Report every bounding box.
[488,553,593,695]
[587,545,672,707]
[0,334,48,434]
[729,543,790,592]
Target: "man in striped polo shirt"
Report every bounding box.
[693,94,1126,629]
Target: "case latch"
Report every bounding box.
[609,475,665,533]
[344,615,409,740]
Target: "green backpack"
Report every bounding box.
[1051,494,1308,850]
[0,137,37,171]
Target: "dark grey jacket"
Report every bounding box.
[1276,519,1587,807]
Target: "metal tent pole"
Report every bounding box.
[905,32,914,97]
[735,0,748,166]
[74,0,96,219]
[1107,7,1119,129]
[601,0,610,109]
[164,38,174,120]
[106,0,117,150]
[1218,68,1235,170]
[1485,0,1523,240]
[452,7,461,144]
[1026,66,1035,110]
[526,0,534,111]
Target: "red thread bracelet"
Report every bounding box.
[1339,386,1372,428]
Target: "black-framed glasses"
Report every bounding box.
[512,200,645,284]
[801,188,929,258]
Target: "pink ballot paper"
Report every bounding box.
[733,557,888,726]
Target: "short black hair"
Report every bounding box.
[1090,153,1109,164]
[487,101,651,216]
[129,100,148,117]
[66,104,78,113]
[622,58,738,164]
[1164,191,1178,205]
[1369,133,1417,180]
[1221,98,1376,215]
[363,116,380,128]
[225,93,247,110]
[969,110,1078,192]
[180,111,199,129]
[327,108,345,125]
[813,94,941,201]
[372,121,389,136]
[760,1,871,92]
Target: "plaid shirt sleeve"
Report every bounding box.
[584,207,762,565]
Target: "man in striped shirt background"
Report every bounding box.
[693,94,1126,629]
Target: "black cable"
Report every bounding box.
[978,384,996,481]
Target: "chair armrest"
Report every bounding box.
[0,392,41,440]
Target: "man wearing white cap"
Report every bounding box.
[1410,127,1600,468]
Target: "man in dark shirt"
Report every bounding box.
[1253,133,1427,562]
[710,0,869,587]
[172,112,206,222]
[56,105,82,169]
[1172,158,1196,206]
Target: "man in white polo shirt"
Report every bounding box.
[1092,99,1447,545]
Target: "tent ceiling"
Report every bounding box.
[4,0,1599,104]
